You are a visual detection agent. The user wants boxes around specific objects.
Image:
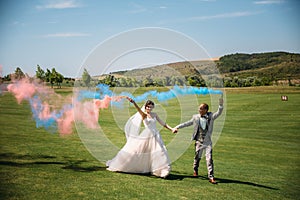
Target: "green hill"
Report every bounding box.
[107,52,300,80]
[114,60,217,79]
[97,51,300,87]
[217,52,300,79]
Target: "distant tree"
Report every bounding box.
[45,69,51,83]
[3,74,11,81]
[82,68,92,87]
[207,76,223,88]
[174,77,185,86]
[187,75,206,87]
[169,76,176,86]
[165,76,171,86]
[154,78,164,87]
[36,65,45,81]
[253,78,262,86]
[224,77,232,87]
[55,72,64,88]
[118,77,126,87]
[125,77,133,87]
[261,77,271,86]
[130,78,139,87]
[244,79,252,87]
[48,68,57,88]
[44,68,64,88]
[142,76,153,87]
[103,75,117,87]
[232,76,239,87]
[14,67,25,80]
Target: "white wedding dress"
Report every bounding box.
[106,113,171,178]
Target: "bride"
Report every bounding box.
[106,97,177,178]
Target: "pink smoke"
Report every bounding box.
[7,77,126,135]
[73,96,125,130]
[74,100,99,129]
[38,102,52,120]
[7,78,37,104]
[57,107,74,135]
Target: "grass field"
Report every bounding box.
[1,86,300,199]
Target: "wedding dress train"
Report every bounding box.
[106,114,171,178]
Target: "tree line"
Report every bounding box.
[78,70,274,88]
[78,70,212,88]
[100,74,274,87]
[35,65,64,88]
[0,66,282,88]
[1,65,73,88]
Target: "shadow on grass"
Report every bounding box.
[0,153,106,172]
[0,153,279,190]
[215,177,278,190]
[61,160,106,172]
[166,173,206,180]
[166,173,278,190]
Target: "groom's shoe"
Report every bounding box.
[193,171,198,177]
[209,178,217,184]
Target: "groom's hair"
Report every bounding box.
[200,103,209,111]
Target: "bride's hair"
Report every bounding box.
[145,100,155,108]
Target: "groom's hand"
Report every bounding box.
[172,128,178,134]
[219,98,223,106]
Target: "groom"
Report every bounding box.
[174,97,223,184]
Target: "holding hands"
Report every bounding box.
[169,127,177,134]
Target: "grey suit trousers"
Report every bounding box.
[193,141,214,178]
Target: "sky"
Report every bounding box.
[0,0,299,78]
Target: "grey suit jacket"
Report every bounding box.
[175,105,223,144]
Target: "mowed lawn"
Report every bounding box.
[0,86,299,200]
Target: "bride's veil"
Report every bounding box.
[124,105,145,139]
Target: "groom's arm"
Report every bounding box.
[211,98,224,120]
[175,117,194,129]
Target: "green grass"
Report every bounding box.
[1,86,300,199]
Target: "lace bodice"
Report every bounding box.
[143,116,157,130]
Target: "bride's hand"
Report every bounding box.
[126,96,134,103]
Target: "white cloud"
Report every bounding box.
[43,33,90,38]
[188,11,260,21]
[158,11,261,24]
[36,0,81,9]
[12,21,26,26]
[127,2,147,14]
[253,0,285,5]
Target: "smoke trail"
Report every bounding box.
[7,78,222,135]
[6,79,126,135]
[78,84,222,103]
[7,78,75,134]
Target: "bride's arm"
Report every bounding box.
[126,97,147,119]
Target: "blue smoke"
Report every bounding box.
[77,84,222,104]
[29,96,73,133]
